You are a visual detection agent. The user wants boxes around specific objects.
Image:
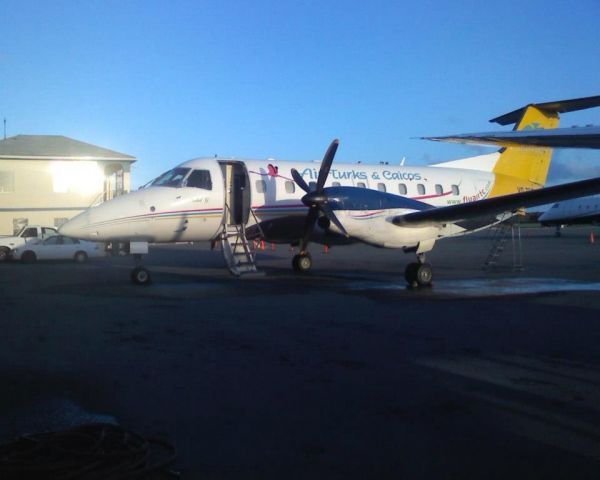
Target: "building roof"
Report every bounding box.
[0,135,136,162]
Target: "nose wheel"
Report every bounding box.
[131,266,151,285]
[130,254,152,285]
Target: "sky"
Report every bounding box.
[1,0,600,188]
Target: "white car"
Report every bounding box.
[11,235,105,263]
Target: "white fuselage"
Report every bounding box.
[539,194,600,225]
[60,157,497,250]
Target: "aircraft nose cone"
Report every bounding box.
[59,210,91,239]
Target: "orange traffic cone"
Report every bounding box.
[590,232,596,244]
[260,240,266,251]
[271,243,276,251]
[323,244,329,254]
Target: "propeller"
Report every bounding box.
[291,139,349,254]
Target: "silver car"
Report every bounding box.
[12,235,105,263]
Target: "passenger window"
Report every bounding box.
[417,184,426,195]
[398,184,407,195]
[22,228,38,238]
[332,182,341,187]
[42,227,57,237]
[435,184,443,195]
[256,180,266,193]
[186,170,212,190]
[357,182,366,188]
[377,183,386,192]
[452,185,460,195]
[285,181,295,193]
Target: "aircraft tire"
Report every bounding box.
[416,263,433,286]
[131,266,152,285]
[292,253,312,273]
[0,247,9,262]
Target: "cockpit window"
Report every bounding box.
[150,168,191,187]
[185,170,212,190]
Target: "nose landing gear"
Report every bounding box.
[131,263,152,285]
[129,244,152,285]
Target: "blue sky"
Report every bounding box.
[1,0,600,187]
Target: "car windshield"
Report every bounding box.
[150,168,191,188]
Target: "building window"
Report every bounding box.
[0,171,15,193]
[377,183,386,192]
[398,184,407,195]
[356,182,366,188]
[285,181,295,193]
[435,184,443,195]
[417,184,426,195]
[452,185,460,195]
[255,180,266,193]
[13,218,28,235]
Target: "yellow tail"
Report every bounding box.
[488,105,559,197]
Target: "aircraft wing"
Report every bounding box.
[423,126,600,149]
[393,176,600,227]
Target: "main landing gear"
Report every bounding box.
[405,254,433,288]
[292,252,312,273]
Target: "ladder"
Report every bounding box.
[482,215,523,271]
[220,204,260,276]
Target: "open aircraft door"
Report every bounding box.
[219,161,251,226]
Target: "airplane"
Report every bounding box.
[537,195,600,235]
[59,94,600,286]
[422,100,600,238]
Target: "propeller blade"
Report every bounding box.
[291,168,311,193]
[299,206,319,253]
[319,202,349,237]
[316,139,339,192]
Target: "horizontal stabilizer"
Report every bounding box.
[424,126,600,149]
[393,176,600,227]
[490,95,600,126]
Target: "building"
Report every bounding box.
[0,135,136,234]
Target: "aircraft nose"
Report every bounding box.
[59,210,91,239]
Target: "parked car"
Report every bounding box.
[0,225,58,261]
[11,235,105,263]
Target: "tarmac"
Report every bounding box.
[2,225,600,479]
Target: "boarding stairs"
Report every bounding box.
[220,204,265,276]
[482,215,523,271]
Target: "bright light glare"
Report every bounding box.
[51,161,105,195]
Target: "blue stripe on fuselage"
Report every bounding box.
[323,186,433,211]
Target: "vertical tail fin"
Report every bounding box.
[488,95,600,196]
